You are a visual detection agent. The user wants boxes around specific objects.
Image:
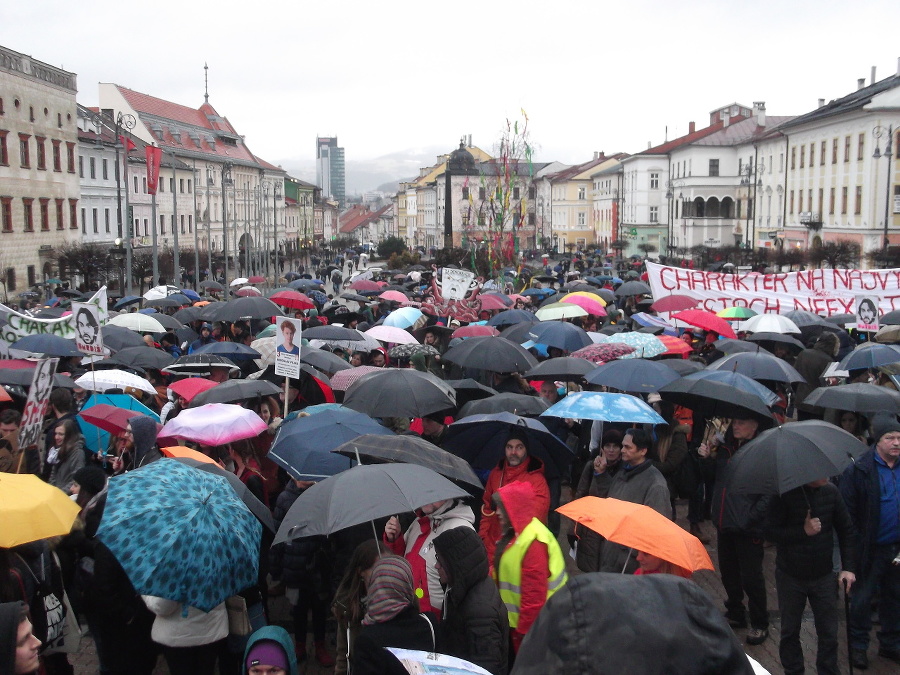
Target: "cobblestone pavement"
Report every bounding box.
[70,498,897,674]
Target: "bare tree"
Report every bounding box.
[807,239,860,269]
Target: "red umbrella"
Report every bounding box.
[478,294,509,311]
[269,290,315,311]
[650,295,699,313]
[452,325,500,338]
[379,290,409,303]
[658,335,693,355]
[672,309,737,339]
[169,377,218,403]
[248,276,266,284]
[79,404,157,436]
[235,286,262,297]
[350,279,380,292]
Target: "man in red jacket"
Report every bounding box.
[479,427,550,565]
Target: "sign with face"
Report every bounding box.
[19,358,59,449]
[856,295,879,332]
[440,268,476,301]
[274,316,302,379]
[72,302,104,355]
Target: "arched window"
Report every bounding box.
[693,197,705,218]
[707,198,721,218]
[720,197,734,219]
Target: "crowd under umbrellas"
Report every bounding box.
[2,261,900,675]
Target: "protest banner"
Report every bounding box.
[441,268,476,301]
[274,316,302,379]
[19,358,59,450]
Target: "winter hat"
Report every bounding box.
[72,466,107,497]
[506,424,530,448]
[245,640,288,671]
[870,412,900,441]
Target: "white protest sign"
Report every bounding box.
[441,268,475,301]
[274,316,302,379]
[19,358,59,449]
[855,296,880,332]
[72,301,105,355]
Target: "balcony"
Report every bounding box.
[799,212,823,232]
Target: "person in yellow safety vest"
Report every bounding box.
[492,480,568,655]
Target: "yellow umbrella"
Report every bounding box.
[565,291,608,306]
[0,473,81,547]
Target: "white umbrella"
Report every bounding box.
[743,314,801,335]
[108,313,166,333]
[158,403,268,446]
[365,325,419,345]
[250,336,276,368]
[230,277,250,287]
[143,285,181,301]
[74,369,157,395]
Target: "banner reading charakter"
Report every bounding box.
[646,262,900,316]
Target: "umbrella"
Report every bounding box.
[161,445,217,464]
[230,277,250,287]
[614,281,652,297]
[557,497,713,573]
[725,420,870,495]
[657,335,693,356]
[77,393,160,455]
[211,297,283,322]
[782,310,831,328]
[108,313,166,333]
[340,292,371,304]
[658,359,705,376]
[569,342,637,364]
[147,313,183,331]
[803,382,900,414]
[658,371,776,420]
[671,309,737,339]
[365,325,418,344]
[109,346,175,370]
[142,285,182,301]
[78,404,153,436]
[192,341,261,361]
[445,379,499,408]
[527,322,592,352]
[379,290,409,303]
[235,286,262,297]
[499,321,542,344]
[535,302,588,321]
[11,334,81,357]
[344,369,456,418]
[350,279,381,291]
[875,325,900,343]
[288,279,326,293]
[305,325,366,341]
[145,297,183,309]
[442,336,538,373]
[714,339,773,356]
[459,392,549,418]
[329,365,384,391]
[269,290,315,310]
[172,457,275,532]
[523,357,596,381]
[248,276,266,284]
[744,332,805,350]
[706,351,805,383]
[100,324,149,351]
[452,325,500,339]
[273,463,469,543]
[383,307,423,329]
[268,408,391,480]
[388,343,440,360]
[97,459,261,611]
[542,391,666,424]
[717,306,758,320]
[650,295,699,313]
[585,359,681,393]
[598,333,667,358]
[158,403,268,445]
[199,280,225,292]
[168,377,217,403]
[113,295,143,310]
[559,294,607,317]
[190,379,281,406]
[486,310,537,327]
[331,433,482,492]
[478,294,511,311]
[631,312,676,334]
[743,314,801,334]
[74,369,156,395]
[839,342,900,371]
[0,473,81,547]
[443,412,574,479]
[162,353,241,376]
[299,347,354,374]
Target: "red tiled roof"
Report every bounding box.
[339,205,389,234]
[637,121,729,155]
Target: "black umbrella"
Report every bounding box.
[340,292,371,304]
[343,369,456,418]
[192,342,261,361]
[162,353,241,376]
[599,325,627,335]
[190,379,281,406]
[658,373,775,421]
[585,359,680,393]
[173,457,275,532]
[173,306,204,323]
[523,357,596,381]
[657,359,705,376]
[0,369,75,388]
[499,321,542,344]
[443,336,538,373]
[803,383,900,414]
[299,346,354,373]
[486,309,537,327]
[839,342,900,371]
[273,464,469,543]
[109,346,175,371]
[211,297,284,322]
[782,310,831,329]
[714,339,774,356]
[744,332,805,350]
[614,281,652,297]
[11,334,81,357]
[144,312,182,331]
[331,433,482,492]
[445,379,498,409]
[145,297,182,309]
[304,325,367,342]
[198,302,228,321]
[101,324,148,352]
[825,313,857,326]
[725,421,869,495]
[199,281,225,292]
[706,352,805,384]
[527,322,592,352]
[458,392,549,418]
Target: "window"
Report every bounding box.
[22,198,33,231]
[832,139,838,164]
[577,186,585,200]
[478,187,486,200]
[789,190,794,214]
[179,178,185,193]
[528,186,535,199]
[92,208,98,233]
[858,133,865,161]
[55,199,64,230]
[81,208,86,234]
[855,186,862,215]
[159,177,164,193]
[844,136,851,162]
[841,187,848,214]
[791,147,796,170]
[187,179,193,193]
[0,131,7,165]
[143,219,148,237]
[27,266,35,288]
[105,208,110,233]
[820,141,826,166]
[102,158,108,180]
[1,197,12,232]
[89,157,96,179]
[649,207,658,223]
[578,212,586,226]
[142,177,147,193]
[461,187,469,199]
[808,190,813,214]
[800,146,805,168]
[818,188,824,216]
[180,215,185,234]
[18,134,30,168]
[709,159,719,177]
[36,137,45,170]
[69,199,78,229]
[78,155,84,178]
[66,143,75,172]
[170,215,175,234]
[52,140,61,171]
[5,268,15,292]
[39,198,49,231]
[160,214,165,235]
[528,212,535,225]
[829,188,835,214]
[169,178,174,192]
[188,215,192,233]
[650,173,659,189]
[809,144,814,167]
[514,187,521,200]
[133,176,139,193]
[798,191,803,212]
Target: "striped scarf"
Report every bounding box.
[362,555,417,626]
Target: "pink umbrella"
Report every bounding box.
[235,286,262,297]
[651,295,699,313]
[672,309,737,339]
[330,366,384,391]
[158,403,267,446]
[560,295,608,316]
[248,276,266,284]
[479,294,510,311]
[570,342,637,365]
[351,280,380,292]
[452,325,500,338]
[379,290,409,303]
[365,325,419,345]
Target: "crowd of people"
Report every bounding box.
[1,254,899,675]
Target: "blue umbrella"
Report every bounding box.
[283,402,345,422]
[522,288,556,298]
[268,408,392,480]
[839,342,900,371]
[77,394,159,456]
[443,412,574,480]
[307,290,328,306]
[585,360,681,393]
[284,272,302,281]
[383,306,423,329]
[11,334,81,357]
[527,321,592,352]
[631,312,677,336]
[599,332,667,359]
[114,295,143,310]
[97,459,261,611]
[181,289,201,302]
[541,392,666,425]
[192,341,261,361]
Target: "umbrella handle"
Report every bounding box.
[844,579,853,675]
[621,547,633,574]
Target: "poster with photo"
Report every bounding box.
[274,316,302,379]
[72,301,105,355]
[19,358,59,449]
[855,295,880,332]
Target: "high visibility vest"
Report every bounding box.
[495,517,568,628]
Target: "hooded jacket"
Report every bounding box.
[270,481,333,591]
[0,601,26,675]
[433,527,509,675]
[130,415,162,468]
[242,625,299,675]
[793,332,838,412]
[511,573,755,675]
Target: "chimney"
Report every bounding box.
[468,134,472,147]
[871,65,877,85]
[689,121,696,134]
[753,101,766,127]
[858,78,866,90]
[818,98,825,108]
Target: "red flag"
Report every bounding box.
[145,146,162,195]
[611,200,619,243]
[119,135,137,152]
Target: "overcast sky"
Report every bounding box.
[4,0,899,178]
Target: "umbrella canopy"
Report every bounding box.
[78,403,152,436]
[839,342,900,371]
[162,353,241,377]
[168,378,217,404]
[650,295,699,313]
[534,302,588,321]
[743,314,801,334]
[12,334,81,357]
[658,371,776,420]
[486,309,537,327]
[585,359,681,393]
[109,346,175,371]
[365,325,418,344]
[145,297,183,309]
[803,382,900,414]
[445,379,499,408]
[161,445,217,464]
[478,294,510,311]
[350,279,381,292]
[557,497,713,573]
[143,285,182,301]
[442,336,538,373]
[298,347,354,374]
[458,392,549,418]
[614,280,652,297]
[542,391,666,424]
[569,342,637,364]
[190,379,281,407]
[269,290,315,310]
[382,307,423,329]
[108,313,166,333]
[658,359,705,376]
[211,297,283,322]
[452,325,500,338]
[706,352,805,383]
[74,369,157,395]
[631,312,676,335]
[443,412,574,480]
[527,322,592,352]
[379,290,409,303]
[304,325,367,342]
[97,459,261,611]
[235,286,262,297]
[329,365,384,391]
[199,280,225,292]
[523,356,596,381]
[331,433,481,492]
[671,309,737,339]
[192,341,261,361]
[273,463,469,542]
[744,332,805,350]
[77,394,160,454]
[114,295,143,310]
[725,420,870,495]
[387,343,440,360]
[598,333,667,358]
[0,473,81,547]
[559,294,607,317]
[159,403,268,445]
[230,277,250,287]
[782,310,831,328]
[101,324,148,351]
[713,339,773,356]
[344,369,456,418]
[716,306,758,320]
[268,408,391,480]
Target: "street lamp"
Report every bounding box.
[273,181,281,278]
[204,163,215,281]
[221,161,233,288]
[740,159,765,255]
[665,178,684,259]
[873,124,895,249]
[113,112,136,295]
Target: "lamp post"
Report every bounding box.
[261,181,271,278]
[873,124,895,250]
[665,178,684,261]
[204,163,215,281]
[221,161,233,288]
[739,159,765,257]
[273,181,281,278]
[113,112,136,295]
[109,238,126,294]
[191,162,200,289]
[538,197,545,252]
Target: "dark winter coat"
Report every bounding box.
[709,436,772,537]
[130,415,162,468]
[270,481,333,591]
[840,447,892,577]
[433,527,508,675]
[352,606,439,675]
[765,482,857,580]
[573,459,622,572]
[793,332,839,413]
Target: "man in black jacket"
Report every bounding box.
[765,478,856,675]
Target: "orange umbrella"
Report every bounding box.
[557,496,713,573]
[0,388,11,402]
[161,446,218,465]
[658,335,693,355]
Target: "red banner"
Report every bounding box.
[611,200,619,243]
[119,135,136,152]
[145,146,162,195]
